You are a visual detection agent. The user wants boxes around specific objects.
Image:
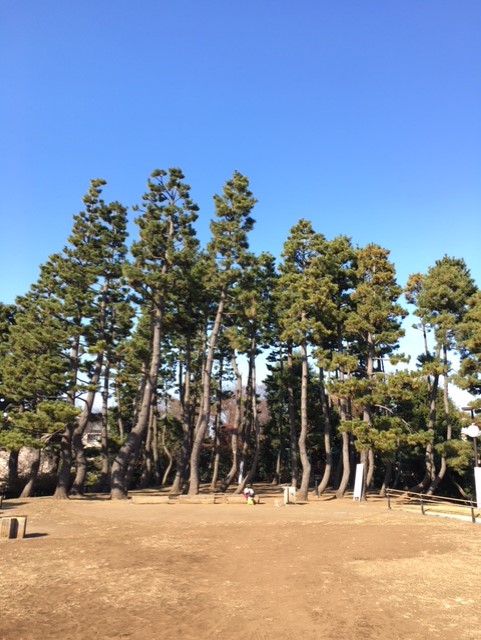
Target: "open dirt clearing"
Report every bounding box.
[1,489,480,640]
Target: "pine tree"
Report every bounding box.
[110,168,199,499]
[343,243,407,497]
[188,171,256,495]
[276,220,336,501]
[409,256,476,493]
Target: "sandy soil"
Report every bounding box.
[1,487,480,640]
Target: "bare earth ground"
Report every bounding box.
[1,486,480,640]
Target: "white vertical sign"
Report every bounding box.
[353,463,364,500]
[474,467,481,509]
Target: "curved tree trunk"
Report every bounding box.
[317,367,333,495]
[336,432,351,498]
[210,359,224,490]
[96,363,111,493]
[53,424,75,499]
[427,346,452,495]
[219,353,243,493]
[235,342,260,493]
[70,328,105,496]
[188,290,225,495]
[111,304,163,499]
[20,449,41,498]
[410,369,439,493]
[140,405,155,489]
[170,354,193,494]
[366,447,375,489]
[7,450,20,497]
[54,338,80,500]
[379,460,393,497]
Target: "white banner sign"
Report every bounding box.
[353,463,365,501]
[474,467,481,509]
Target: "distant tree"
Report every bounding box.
[407,256,476,494]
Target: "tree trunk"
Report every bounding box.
[96,363,111,493]
[219,352,242,492]
[410,369,439,493]
[161,449,173,486]
[336,377,351,499]
[111,303,163,499]
[286,345,299,488]
[20,449,41,498]
[170,354,193,494]
[271,349,285,486]
[379,460,393,497]
[427,345,451,495]
[53,424,75,499]
[235,342,261,492]
[54,337,80,499]
[188,290,226,495]
[317,367,332,495]
[140,404,155,489]
[7,450,20,497]
[209,359,224,490]
[336,432,351,499]
[297,339,311,501]
[70,332,105,496]
[366,447,375,489]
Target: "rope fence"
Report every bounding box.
[385,488,480,524]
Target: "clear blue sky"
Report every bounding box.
[1,2,480,327]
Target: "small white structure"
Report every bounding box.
[283,486,296,505]
[353,463,365,501]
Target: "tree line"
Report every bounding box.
[1,168,480,500]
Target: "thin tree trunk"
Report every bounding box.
[140,404,155,488]
[236,341,261,492]
[410,370,439,493]
[427,345,452,495]
[317,367,332,494]
[188,290,226,495]
[161,445,173,486]
[209,358,224,490]
[152,408,161,486]
[379,460,393,497]
[170,354,192,494]
[336,372,351,499]
[115,378,125,439]
[297,339,311,501]
[219,352,242,492]
[366,447,375,489]
[70,354,103,496]
[286,344,299,488]
[336,436,351,498]
[271,348,285,486]
[97,363,111,493]
[54,338,80,499]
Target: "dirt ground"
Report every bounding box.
[1,486,480,640]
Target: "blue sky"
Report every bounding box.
[1,1,480,382]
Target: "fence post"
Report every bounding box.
[387,489,391,510]
[420,492,425,516]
